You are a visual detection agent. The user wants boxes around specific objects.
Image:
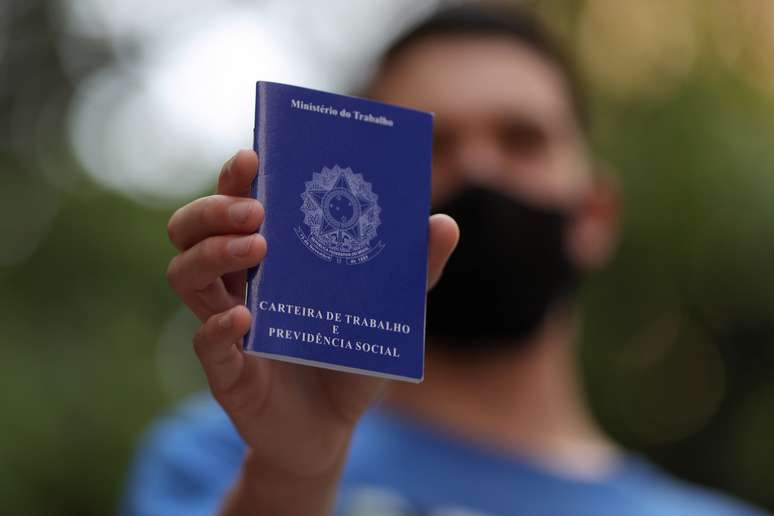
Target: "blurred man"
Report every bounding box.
[124,4,767,515]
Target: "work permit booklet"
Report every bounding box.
[243,81,433,382]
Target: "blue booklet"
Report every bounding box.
[244,81,433,382]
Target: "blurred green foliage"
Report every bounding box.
[2,1,774,515]
[582,72,774,506]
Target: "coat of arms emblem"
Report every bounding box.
[294,165,385,264]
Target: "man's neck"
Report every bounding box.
[384,309,619,480]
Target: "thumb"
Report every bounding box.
[426,213,459,290]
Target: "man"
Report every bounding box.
[123,4,767,515]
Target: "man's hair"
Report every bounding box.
[376,2,588,129]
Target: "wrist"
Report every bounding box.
[221,429,355,516]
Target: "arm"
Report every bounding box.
[166,150,459,516]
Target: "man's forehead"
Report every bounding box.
[372,35,576,129]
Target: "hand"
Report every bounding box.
[166,150,459,515]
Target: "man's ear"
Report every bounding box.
[566,166,621,271]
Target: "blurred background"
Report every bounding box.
[2,0,774,514]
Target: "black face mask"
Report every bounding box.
[426,185,581,353]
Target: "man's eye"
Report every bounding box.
[501,122,548,156]
[433,129,455,156]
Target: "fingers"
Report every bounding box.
[168,195,264,251]
[217,149,259,197]
[194,305,253,396]
[166,150,262,322]
[167,233,267,317]
[426,213,459,290]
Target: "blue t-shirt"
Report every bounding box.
[122,394,767,516]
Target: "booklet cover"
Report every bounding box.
[243,81,433,382]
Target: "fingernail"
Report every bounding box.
[229,201,253,224]
[218,311,232,329]
[228,235,254,257]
